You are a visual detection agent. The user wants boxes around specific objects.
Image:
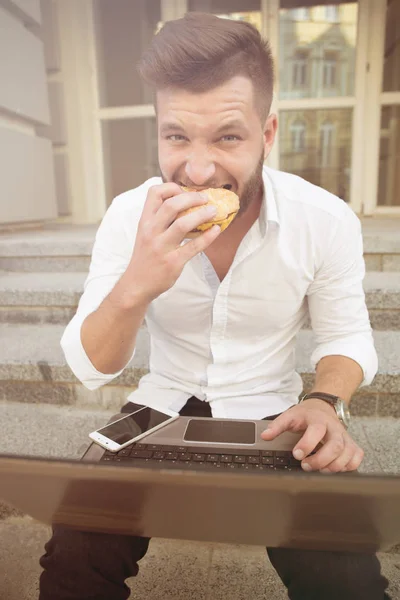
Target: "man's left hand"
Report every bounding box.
[261,399,364,473]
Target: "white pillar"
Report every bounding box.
[56,0,106,224]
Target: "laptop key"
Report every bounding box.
[117,448,132,457]
[261,457,274,465]
[261,450,274,457]
[248,456,260,464]
[165,452,179,460]
[206,455,219,462]
[130,450,153,459]
[220,455,233,463]
[178,453,191,461]
[233,456,246,463]
[253,464,275,471]
[275,451,292,457]
[275,457,290,466]
[193,454,206,461]
[153,451,165,459]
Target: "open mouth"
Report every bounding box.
[178,183,233,191]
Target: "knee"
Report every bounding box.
[267,547,389,600]
[40,526,101,570]
[40,526,149,572]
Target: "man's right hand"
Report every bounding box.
[125,183,221,302]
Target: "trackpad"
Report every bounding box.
[184,419,256,445]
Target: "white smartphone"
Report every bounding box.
[89,404,179,452]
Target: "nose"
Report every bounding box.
[184,150,216,186]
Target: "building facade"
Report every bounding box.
[0,0,399,226]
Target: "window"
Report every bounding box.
[292,50,309,87]
[323,51,338,87]
[325,6,339,23]
[291,120,306,152]
[320,122,335,168]
[293,8,310,21]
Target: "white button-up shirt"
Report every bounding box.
[61,167,377,419]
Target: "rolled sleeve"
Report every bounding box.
[61,195,139,390]
[307,206,378,387]
[60,311,131,391]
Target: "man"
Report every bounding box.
[39,12,390,600]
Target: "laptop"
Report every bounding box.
[92,406,307,474]
[0,411,399,553]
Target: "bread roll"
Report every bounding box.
[179,187,240,237]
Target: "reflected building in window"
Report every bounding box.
[279,4,357,201]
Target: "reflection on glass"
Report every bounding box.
[378,106,400,206]
[279,3,358,99]
[383,0,400,92]
[188,0,261,30]
[102,119,159,204]
[279,108,352,201]
[95,0,161,107]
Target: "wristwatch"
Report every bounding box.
[300,392,351,429]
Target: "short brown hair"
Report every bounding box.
[138,12,274,120]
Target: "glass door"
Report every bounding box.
[277,1,359,209]
[93,0,163,204]
[377,0,400,210]
[90,0,398,216]
[190,1,362,210]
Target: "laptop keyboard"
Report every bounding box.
[100,443,303,473]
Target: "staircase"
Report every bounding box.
[0,220,399,417]
[0,220,399,600]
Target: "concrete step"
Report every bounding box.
[0,218,399,272]
[1,271,400,329]
[0,322,398,417]
[0,224,95,272]
[0,271,86,324]
[362,218,400,271]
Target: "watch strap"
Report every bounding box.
[301,392,340,406]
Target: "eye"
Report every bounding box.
[220,135,241,142]
[166,134,187,142]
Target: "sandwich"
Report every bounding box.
[178,186,240,238]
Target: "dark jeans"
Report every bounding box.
[39,397,390,600]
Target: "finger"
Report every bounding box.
[343,447,364,472]
[302,432,346,471]
[320,440,360,473]
[291,423,327,461]
[165,204,219,245]
[155,191,209,233]
[261,410,301,441]
[142,183,185,220]
[177,225,222,263]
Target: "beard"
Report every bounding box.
[236,150,265,216]
[160,148,265,216]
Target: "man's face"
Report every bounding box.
[157,76,277,214]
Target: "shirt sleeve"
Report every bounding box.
[60,197,138,390]
[306,206,378,387]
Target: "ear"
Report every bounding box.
[263,114,278,161]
